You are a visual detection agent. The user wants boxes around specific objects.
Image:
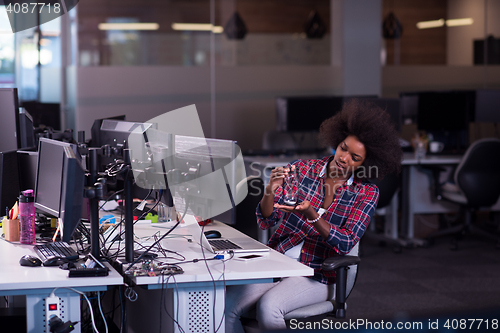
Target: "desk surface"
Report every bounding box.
[127,220,313,287]
[402,152,462,165]
[0,232,123,295]
[245,153,463,167]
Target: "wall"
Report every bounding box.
[75,66,342,150]
[447,0,500,66]
[382,65,500,97]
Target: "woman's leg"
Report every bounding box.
[256,276,329,331]
[225,281,277,333]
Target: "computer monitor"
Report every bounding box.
[18,108,36,149]
[0,150,20,215]
[0,88,21,152]
[94,119,155,171]
[475,89,500,122]
[168,135,245,220]
[34,138,85,242]
[417,91,474,152]
[275,95,378,132]
[17,150,38,192]
[89,115,126,148]
[363,98,402,132]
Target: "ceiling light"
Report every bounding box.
[417,17,474,29]
[416,19,445,29]
[171,23,223,33]
[98,23,159,31]
[446,18,473,27]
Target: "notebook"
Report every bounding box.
[183,214,270,255]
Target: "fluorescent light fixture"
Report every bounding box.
[446,18,473,27]
[98,23,159,31]
[417,17,474,29]
[416,19,445,29]
[171,23,224,33]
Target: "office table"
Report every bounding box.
[123,219,313,333]
[0,233,123,333]
[401,153,500,244]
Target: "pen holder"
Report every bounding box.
[2,218,20,242]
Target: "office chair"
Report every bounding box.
[283,242,360,321]
[364,173,404,252]
[426,138,500,249]
[234,176,265,240]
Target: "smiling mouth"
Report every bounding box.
[335,160,346,170]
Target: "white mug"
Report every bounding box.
[429,141,444,153]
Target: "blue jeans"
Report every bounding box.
[225,276,330,332]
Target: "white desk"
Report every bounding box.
[124,220,313,333]
[0,234,123,333]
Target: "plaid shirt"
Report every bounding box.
[256,155,379,285]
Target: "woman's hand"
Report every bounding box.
[273,200,316,220]
[266,165,295,194]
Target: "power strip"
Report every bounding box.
[45,295,61,333]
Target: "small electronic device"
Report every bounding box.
[235,254,264,262]
[68,254,109,277]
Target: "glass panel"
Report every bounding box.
[381,0,497,66]
[76,0,330,67]
[0,6,15,85]
[40,12,61,102]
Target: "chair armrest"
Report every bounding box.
[322,255,360,271]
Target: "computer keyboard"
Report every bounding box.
[34,241,79,262]
[208,239,242,251]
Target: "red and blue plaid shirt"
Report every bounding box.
[256,155,379,285]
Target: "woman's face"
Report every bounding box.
[331,135,366,178]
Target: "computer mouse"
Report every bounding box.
[204,230,222,239]
[19,255,43,267]
[43,257,66,267]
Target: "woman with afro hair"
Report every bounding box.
[225,98,403,332]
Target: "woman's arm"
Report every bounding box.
[274,183,379,254]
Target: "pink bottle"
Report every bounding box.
[19,189,36,244]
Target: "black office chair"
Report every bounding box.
[426,138,500,249]
[234,176,265,240]
[283,243,361,321]
[364,173,403,252]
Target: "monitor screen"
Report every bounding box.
[417,91,474,153]
[275,95,378,132]
[34,138,85,242]
[17,150,38,192]
[0,88,20,152]
[0,150,20,214]
[363,98,402,132]
[417,91,473,131]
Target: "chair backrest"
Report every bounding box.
[370,173,400,209]
[454,138,500,208]
[234,176,264,240]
